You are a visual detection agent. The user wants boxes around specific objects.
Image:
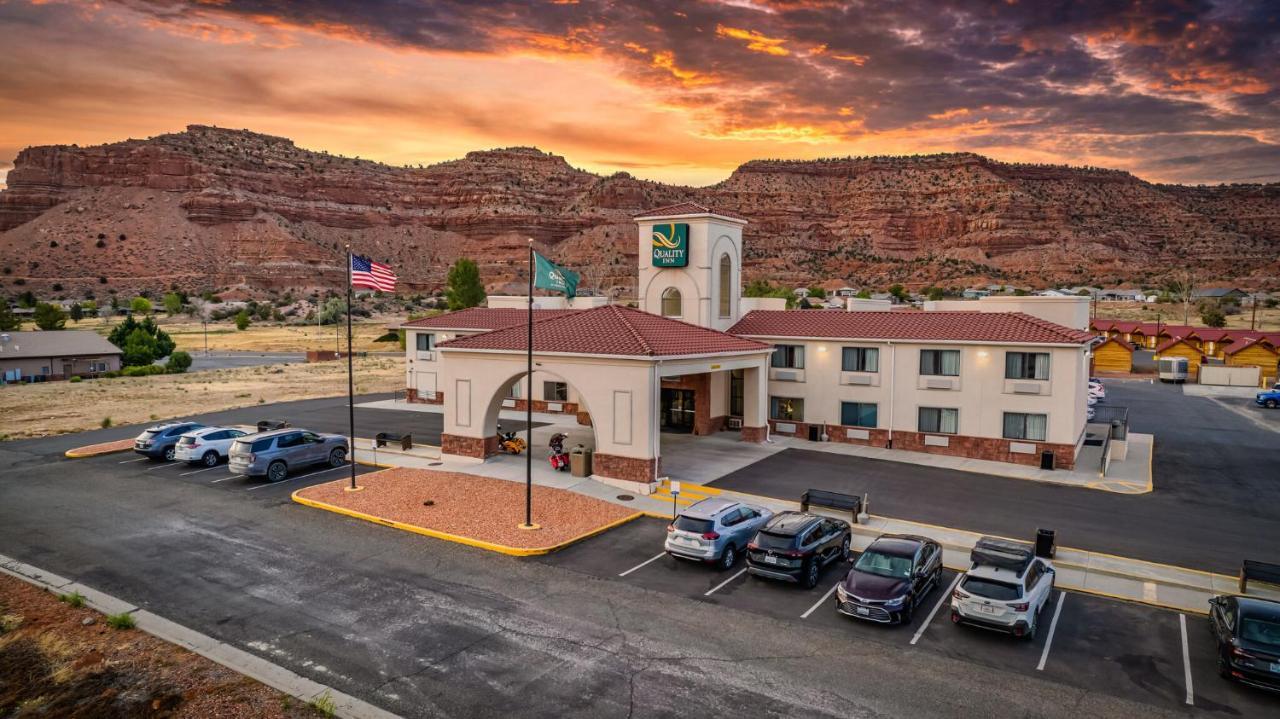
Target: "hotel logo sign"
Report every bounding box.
[651,223,689,267]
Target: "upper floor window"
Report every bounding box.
[1005,352,1050,380]
[415,333,434,351]
[661,287,682,317]
[919,349,960,376]
[771,344,805,369]
[842,347,879,372]
[718,254,732,318]
[1003,412,1047,441]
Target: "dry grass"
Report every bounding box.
[0,357,402,440]
[42,317,398,353]
[1093,301,1280,331]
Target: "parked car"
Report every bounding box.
[1088,381,1106,401]
[134,421,205,461]
[174,426,250,466]
[1256,388,1280,409]
[665,497,774,569]
[1086,406,1097,422]
[1209,594,1280,691]
[745,512,850,588]
[951,537,1055,639]
[835,534,943,624]
[227,429,349,482]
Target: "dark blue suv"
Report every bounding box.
[134,422,205,461]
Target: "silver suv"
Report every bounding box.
[665,497,774,569]
[228,429,348,482]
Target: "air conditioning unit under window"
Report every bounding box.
[727,417,743,429]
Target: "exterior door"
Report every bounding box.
[661,388,695,432]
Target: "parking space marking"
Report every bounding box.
[211,474,244,483]
[244,464,347,491]
[910,573,962,645]
[1036,591,1067,671]
[144,462,179,471]
[618,552,666,577]
[704,568,747,597]
[179,465,222,477]
[801,581,841,619]
[1179,613,1194,706]
[118,457,147,464]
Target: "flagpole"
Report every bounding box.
[521,238,536,529]
[345,245,358,492]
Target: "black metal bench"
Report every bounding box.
[800,488,863,524]
[256,419,290,432]
[375,432,413,451]
[1239,560,1280,594]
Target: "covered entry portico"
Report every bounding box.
[437,305,773,491]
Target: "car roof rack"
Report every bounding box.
[971,536,1035,576]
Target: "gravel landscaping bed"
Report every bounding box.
[64,438,136,457]
[296,468,639,550]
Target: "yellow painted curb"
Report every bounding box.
[291,488,645,557]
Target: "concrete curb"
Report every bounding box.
[0,552,400,719]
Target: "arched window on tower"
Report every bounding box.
[661,287,682,317]
[718,253,732,318]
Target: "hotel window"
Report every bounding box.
[729,369,744,416]
[415,333,434,351]
[840,402,878,428]
[841,347,879,372]
[770,396,804,421]
[1005,352,1050,380]
[918,407,958,434]
[771,344,805,369]
[718,254,732,318]
[507,381,521,399]
[543,381,568,402]
[661,287,682,317]
[1003,412,1047,441]
[919,349,960,376]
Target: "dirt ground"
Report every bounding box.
[0,357,402,440]
[0,572,320,718]
[29,317,400,353]
[1093,301,1280,331]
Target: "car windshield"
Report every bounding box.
[673,516,714,534]
[853,551,913,579]
[1240,617,1280,649]
[962,576,1023,601]
[753,531,795,550]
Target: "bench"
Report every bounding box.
[1239,559,1280,594]
[256,420,290,432]
[375,432,413,451]
[800,488,863,524]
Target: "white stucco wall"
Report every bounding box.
[636,214,745,332]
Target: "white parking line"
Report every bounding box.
[1036,591,1067,671]
[704,568,747,596]
[1179,613,1194,705]
[911,574,962,645]
[618,552,666,577]
[244,465,347,491]
[117,457,147,464]
[210,474,244,483]
[801,581,842,619]
[144,461,179,471]
[179,465,222,477]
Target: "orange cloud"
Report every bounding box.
[650,51,718,86]
[715,25,790,56]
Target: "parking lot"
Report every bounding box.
[538,516,1278,715]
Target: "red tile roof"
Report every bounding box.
[1094,337,1134,353]
[401,307,579,331]
[632,202,748,221]
[438,305,772,357]
[1153,336,1203,354]
[1223,337,1279,356]
[729,310,1095,345]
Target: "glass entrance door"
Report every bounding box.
[661,388,695,433]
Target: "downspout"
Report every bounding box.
[652,359,662,485]
[887,342,895,449]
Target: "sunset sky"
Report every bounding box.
[1,0,1277,188]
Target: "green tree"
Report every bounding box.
[16,291,36,308]
[1013,288,1030,296]
[33,302,68,330]
[855,289,872,299]
[165,350,193,373]
[807,286,827,299]
[121,327,161,366]
[888,284,909,302]
[69,302,84,323]
[235,309,251,331]
[743,279,796,308]
[446,258,486,310]
[318,297,345,325]
[926,286,945,301]
[130,296,152,314]
[107,315,174,365]
[82,299,98,314]
[1200,304,1226,328]
[162,292,183,316]
[0,303,19,331]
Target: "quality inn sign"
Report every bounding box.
[651,223,689,267]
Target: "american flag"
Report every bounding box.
[350,254,397,292]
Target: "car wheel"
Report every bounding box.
[202,451,219,467]
[1267,399,1278,409]
[328,447,347,467]
[803,560,819,589]
[1218,655,1231,679]
[719,545,737,570]
[163,446,176,462]
[1025,616,1037,641]
[267,461,287,483]
[840,536,851,561]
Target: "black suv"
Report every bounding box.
[746,512,851,588]
[1210,594,1280,691]
[835,534,943,624]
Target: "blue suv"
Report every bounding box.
[1257,388,1280,409]
[134,422,206,461]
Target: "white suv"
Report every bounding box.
[174,426,249,467]
[950,537,1055,639]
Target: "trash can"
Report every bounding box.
[570,445,593,477]
[1035,528,1056,559]
[1039,450,1055,470]
[807,425,821,442]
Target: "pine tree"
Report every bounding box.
[446,258,486,310]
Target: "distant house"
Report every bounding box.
[962,288,991,299]
[1091,337,1134,374]
[1036,289,1074,297]
[1192,288,1247,302]
[793,288,811,299]
[1100,288,1146,302]
[834,287,859,298]
[0,331,123,383]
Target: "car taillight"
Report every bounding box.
[1012,602,1030,612]
[702,532,720,540]
[248,453,256,463]
[747,543,758,551]
[189,443,201,449]
[666,524,675,533]
[785,550,804,558]
[952,588,969,600]
[1231,646,1255,659]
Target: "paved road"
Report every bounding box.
[166,351,305,372]
[0,400,1183,718]
[709,380,1280,574]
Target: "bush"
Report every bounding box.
[121,364,167,377]
[102,370,119,379]
[130,297,152,314]
[106,612,136,630]
[100,417,112,428]
[69,376,82,383]
[58,591,86,608]
[166,351,192,373]
[235,309,251,331]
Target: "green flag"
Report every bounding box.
[533,251,579,299]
